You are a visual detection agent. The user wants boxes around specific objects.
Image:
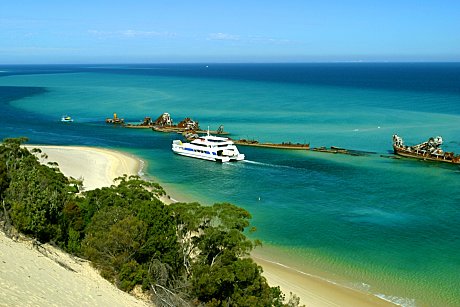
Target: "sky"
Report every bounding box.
[1,0,459,64]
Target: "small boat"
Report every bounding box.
[172,131,245,162]
[392,134,460,164]
[61,115,73,122]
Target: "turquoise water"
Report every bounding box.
[1,64,460,306]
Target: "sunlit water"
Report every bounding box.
[1,64,459,306]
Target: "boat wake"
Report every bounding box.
[242,159,300,170]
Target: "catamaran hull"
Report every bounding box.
[171,132,245,163]
[172,147,244,162]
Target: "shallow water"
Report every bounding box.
[1,63,460,306]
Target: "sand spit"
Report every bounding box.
[24,145,140,191]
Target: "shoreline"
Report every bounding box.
[24,144,177,205]
[24,145,142,191]
[251,247,396,307]
[22,144,395,306]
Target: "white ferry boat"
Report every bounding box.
[172,132,245,162]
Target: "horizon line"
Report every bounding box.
[1,60,460,66]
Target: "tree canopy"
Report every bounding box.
[0,137,303,306]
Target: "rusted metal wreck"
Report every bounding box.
[234,139,310,150]
[105,113,124,124]
[392,134,460,164]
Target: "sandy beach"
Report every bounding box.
[24,145,141,191]
[23,145,175,205]
[2,145,396,306]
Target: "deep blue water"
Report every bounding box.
[1,63,460,306]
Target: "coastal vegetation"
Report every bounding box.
[0,137,302,307]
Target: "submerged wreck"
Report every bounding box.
[154,112,174,127]
[234,139,310,150]
[152,113,228,135]
[125,113,179,129]
[124,116,155,128]
[392,134,460,164]
[152,114,200,133]
[105,113,124,124]
[311,146,373,156]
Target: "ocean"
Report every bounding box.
[1,63,459,306]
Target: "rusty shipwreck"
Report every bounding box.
[392,134,460,164]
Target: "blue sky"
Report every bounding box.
[1,0,459,63]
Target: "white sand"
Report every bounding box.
[3,145,395,306]
[25,145,174,204]
[24,145,141,191]
[0,232,149,307]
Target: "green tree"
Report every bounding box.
[0,137,30,172]
[192,257,285,307]
[171,202,288,306]
[170,202,207,274]
[0,138,302,305]
[1,139,74,243]
[79,177,182,291]
[82,206,147,281]
[0,158,9,199]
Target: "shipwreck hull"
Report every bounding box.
[393,147,460,164]
[234,140,310,150]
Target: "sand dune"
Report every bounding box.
[0,231,149,306]
[0,145,148,306]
